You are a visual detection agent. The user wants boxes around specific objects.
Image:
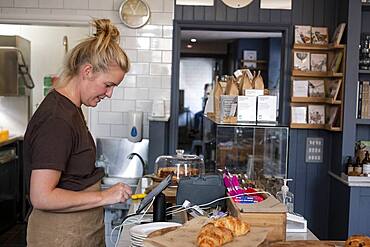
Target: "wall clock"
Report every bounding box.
[119,0,151,29]
[221,0,254,8]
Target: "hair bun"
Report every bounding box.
[93,19,120,43]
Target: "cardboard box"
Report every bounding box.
[227,195,287,242]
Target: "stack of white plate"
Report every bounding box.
[129,222,182,247]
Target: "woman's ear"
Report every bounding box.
[80,63,93,80]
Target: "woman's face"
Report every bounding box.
[80,64,125,107]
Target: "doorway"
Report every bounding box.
[170,23,290,155]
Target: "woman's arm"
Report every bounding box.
[30,169,132,212]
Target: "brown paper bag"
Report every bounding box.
[253,70,265,90]
[240,70,253,94]
[213,79,223,117]
[225,76,239,96]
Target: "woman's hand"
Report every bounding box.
[101,183,132,205]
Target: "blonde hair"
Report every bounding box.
[56,19,130,88]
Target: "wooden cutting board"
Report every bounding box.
[269,240,345,247]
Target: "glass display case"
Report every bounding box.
[203,116,289,194]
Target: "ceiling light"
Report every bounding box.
[190,38,197,43]
[186,44,193,48]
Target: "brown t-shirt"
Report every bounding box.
[24,90,104,191]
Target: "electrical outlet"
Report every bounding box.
[305,137,324,163]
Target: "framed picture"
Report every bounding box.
[308,105,325,124]
[294,51,310,71]
[329,51,343,72]
[308,80,325,97]
[331,23,346,45]
[311,27,329,45]
[292,80,308,97]
[326,79,342,100]
[326,106,339,126]
[243,50,257,68]
[294,25,312,44]
[310,53,327,72]
[291,106,307,123]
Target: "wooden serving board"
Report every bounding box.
[268,240,345,247]
[143,217,270,247]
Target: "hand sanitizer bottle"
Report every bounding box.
[276,179,294,213]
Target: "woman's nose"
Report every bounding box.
[105,87,114,98]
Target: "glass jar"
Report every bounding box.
[154,150,205,183]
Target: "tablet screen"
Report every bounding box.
[136,174,173,214]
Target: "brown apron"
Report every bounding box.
[27,181,105,247]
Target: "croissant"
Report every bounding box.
[197,223,233,247]
[345,235,370,247]
[213,216,251,237]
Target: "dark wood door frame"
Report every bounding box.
[169,21,291,154]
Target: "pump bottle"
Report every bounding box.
[276,179,294,213]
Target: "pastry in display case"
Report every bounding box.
[203,116,289,195]
[154,149,205,184]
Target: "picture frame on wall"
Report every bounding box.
[311,27,329,45]
[243,50,257,68]
[294,25,312,44]
[294,51,310,71]
[310,53,327,72]
[308,105,325,124]
[308,80,325,97]
[326,79,342,100]
[292,80,309,97]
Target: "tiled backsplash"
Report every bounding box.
[0,0,174,140]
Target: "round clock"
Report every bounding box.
[221,0,254,8]
[119,0,150,29]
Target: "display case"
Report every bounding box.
[203,116,289,194]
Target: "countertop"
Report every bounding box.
[117,178,319,247]
[0,135,23,148]
[329,171,370,187]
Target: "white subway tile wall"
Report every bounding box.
[0,0,174,139]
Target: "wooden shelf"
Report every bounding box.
[356,118,370,125]
[293,44,345,50]
[362,3,370,11]
[359,70,370,74]
[291,97,341,104]
[290,123,341,131]
[240,60,267,63]
[292,70,343,77]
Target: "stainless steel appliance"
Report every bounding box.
[0,35,34,96]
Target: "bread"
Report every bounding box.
[197,216,250,247]
[157,167,199,178]
[345,235,370,247]
[197,223,233,247]
[213,216,250,237]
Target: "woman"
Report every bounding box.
[24,19,132,246]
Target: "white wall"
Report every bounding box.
[0,0,174,139]
[180,58,214,113]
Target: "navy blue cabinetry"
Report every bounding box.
[329,175,370,239]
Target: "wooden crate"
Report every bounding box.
[227,196,287,242]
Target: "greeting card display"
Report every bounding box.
[311,27,329,45]
[294,51,310,71]
[310,53,327,72]
[308,80,325,97]
[308,105,325,124]
[295,25,312,44]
